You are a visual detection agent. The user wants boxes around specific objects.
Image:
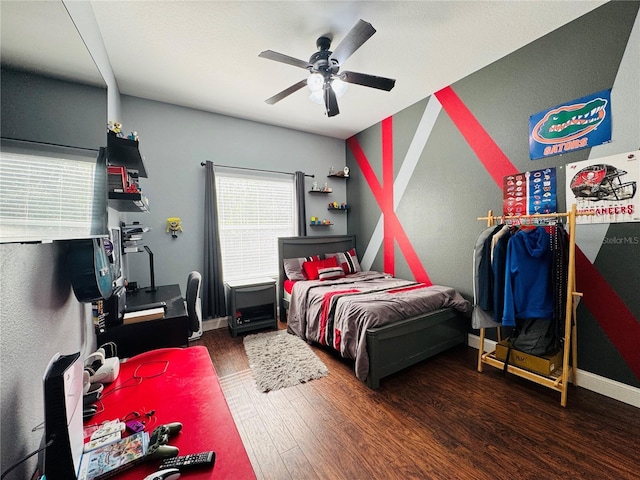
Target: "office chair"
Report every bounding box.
[186,271,203,340]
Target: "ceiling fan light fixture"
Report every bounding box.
[261,19,395,117]
[307,73,324,92]
[331,78,348,98]
[309,90,324,105]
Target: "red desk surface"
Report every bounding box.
[86,347,255,480]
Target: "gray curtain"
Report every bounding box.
[294,171,307,236]
[203,161,226,318]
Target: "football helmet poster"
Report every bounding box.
[566,150,639,224]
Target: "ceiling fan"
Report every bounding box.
[259,19,396,117]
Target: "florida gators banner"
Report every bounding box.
[529,89,612,160]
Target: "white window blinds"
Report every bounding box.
[215,170,295,282]
[0,143,107,243]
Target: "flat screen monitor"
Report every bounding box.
[0,138,109,243]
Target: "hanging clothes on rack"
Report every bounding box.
[472,225,503,329]
[478,224,504,311]
[476,205,586,407]
[491,225,513,324]
[551,223,570,350]
[502,226,554,326]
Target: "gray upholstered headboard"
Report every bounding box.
[277,235,356,320]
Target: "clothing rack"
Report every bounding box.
[476,204,588,407]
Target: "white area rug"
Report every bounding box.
[243,330,328,392]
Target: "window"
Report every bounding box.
[0,140,108,243]
[215,169,295,281]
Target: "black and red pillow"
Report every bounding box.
[325,248,361,274]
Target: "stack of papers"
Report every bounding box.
[122,307,165,324]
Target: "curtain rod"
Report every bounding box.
[200,162,314,178]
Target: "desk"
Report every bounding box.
[97,284,189,358]
[86,347,255,479]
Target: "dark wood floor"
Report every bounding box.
[193,322,640,479]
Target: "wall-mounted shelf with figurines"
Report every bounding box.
[309,180,332,193]
[309,216,333,226]
[107,122,150,212]
[328,166,350,178]
[328,201,349,211]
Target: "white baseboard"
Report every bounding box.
[468,333,640,409]
[202,316,228,331]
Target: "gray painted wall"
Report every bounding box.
[0,70,107,477]
[347,2,640,389]
[1,68,106,149]
[118,95,346,298]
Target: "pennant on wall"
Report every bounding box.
[529,89,612,160]
[503,167,557,217]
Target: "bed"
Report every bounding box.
[278,235,472,389]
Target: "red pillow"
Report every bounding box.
[302,257,338,280]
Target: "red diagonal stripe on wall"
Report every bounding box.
[576,249,640,377]
[434,86,518,183]
[347,128,431,285]
[435,85,640,380]
[382,118,395,274]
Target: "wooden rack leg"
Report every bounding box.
[477,327,485,372]
[571,292,582,385]
[560,204,578,407]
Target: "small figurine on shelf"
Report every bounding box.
[107,120,125,138]
[125,183,139,194]
[329,166,335,175]
[323,182,331,192]
[312,181,319,191]
[128,131,139,141]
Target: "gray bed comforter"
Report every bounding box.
[287,271,472,381]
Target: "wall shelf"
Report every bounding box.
[107,132,147,177]
[108,192,149,212]
[309,190,331,194]
[107,132,150,212]
[327,174,349,179]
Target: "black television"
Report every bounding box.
[42,352,84,480]
[0,138,109,244]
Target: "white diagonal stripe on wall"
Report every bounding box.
[361,97,442,271]
[577,12,640,263]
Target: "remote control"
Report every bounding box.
[159,451,215,470]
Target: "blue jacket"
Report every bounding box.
[502,227,553,326]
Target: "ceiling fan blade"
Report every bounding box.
[259,50,312,70]
[324,84,339,117]
[329,19,376,66]
[265,79,308,105]
[340,71,396,91]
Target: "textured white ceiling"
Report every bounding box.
[2,1,607,139]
